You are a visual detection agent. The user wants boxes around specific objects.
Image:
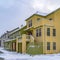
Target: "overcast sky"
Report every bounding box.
[0,0,60,36]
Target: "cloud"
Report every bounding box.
[46,0,60,11]
[0,0,60,36]
[0,0,15,8]
[30,0,60,13]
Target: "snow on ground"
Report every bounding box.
[0,47,60,60]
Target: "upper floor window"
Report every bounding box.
[36,29,39,37]
[53,29,56,36]
[47,42,50,50]
[47,28,50,36]
[37,18,40,21]
[28,20,32,27]
[39,28,41,36]
[49,18,52,20]
[53,42,56,50]
[36,28,41,37]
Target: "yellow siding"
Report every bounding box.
[5,8,60,54]
[26,9,60,54]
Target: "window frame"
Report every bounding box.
[28,20,32,27]
[39,28,41,36]
[47,28,50,36]
[37,18,40,21]
[36,29,39,37]
[49,18,52,20]
[36,28,42,37]
[53,42,56,50]
[53,29,56,36]
[47,42,50,50]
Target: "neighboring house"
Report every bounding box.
[2,8,60,54]
[8,27,20,39]
[0,27,19,47]
[4,26,27,52]
[0,32,9,47]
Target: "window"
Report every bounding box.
[53,29,56,36]
[53,42,56,50]
[36,28,41,37]
[49,18,52,20]
[28,20,32,27]
[39,28,41,36]
[36,29,39,37]
[47,42,50,50]
[47,28,50,36]
[37,18,40,21]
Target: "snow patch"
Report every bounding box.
[0,47,60,60]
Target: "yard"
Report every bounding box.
[0,47,60,60]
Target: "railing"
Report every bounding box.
[18,36,22,42]
[4,34,34,43]
[4,38,15,42]
[26,35,34,42]
[30,35,34,42]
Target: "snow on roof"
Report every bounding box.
[35,11,48,16]
[35,8,60,16]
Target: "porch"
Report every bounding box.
[4,34,34,53]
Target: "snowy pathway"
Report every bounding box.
[0,47,60,60]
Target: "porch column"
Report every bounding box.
[30,35,34,43]
[16,38,18,52]
[22,34,26,54]
[10,41,12,51]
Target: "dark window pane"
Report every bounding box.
[28,20,32,27]
[49,18,52,20]
[39,28,41,36]
[53,29,56,36]
[47,28,50,36]
[36,29,39,37]
[37,18,40,21]
[47,42,50,50]
[53,42,56,50]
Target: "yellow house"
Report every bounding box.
[25,8,60,54]
[3,8,60,55]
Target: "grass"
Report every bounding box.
[26,42,43,55]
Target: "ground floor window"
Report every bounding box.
[36,28,41,37]
[47,42,50,50]
[53,42,56,50]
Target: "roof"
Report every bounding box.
[8,27,19,33]
[46,8,60,16]
[25,14,45,21]
[9,25,27,35]
[25,8,60,21]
